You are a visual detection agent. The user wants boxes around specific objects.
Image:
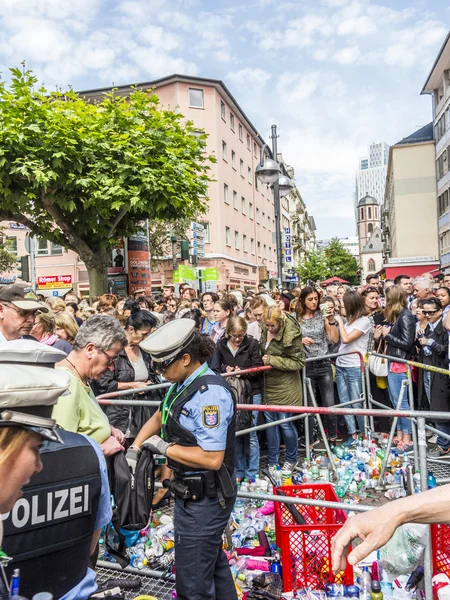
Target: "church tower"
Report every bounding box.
[357,193,379,257]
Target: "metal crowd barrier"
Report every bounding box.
[94,351,450,598]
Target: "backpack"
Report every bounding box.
[227,376,253,433]
[105,446,155,567]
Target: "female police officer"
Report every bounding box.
[126,319,238,600]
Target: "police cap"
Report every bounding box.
[140,318,196,363]
[0,340,71,443]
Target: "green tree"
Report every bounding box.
[0,229,16,273]
[324,238,360,285]
[0,66,214,296]
[297,248,331,284]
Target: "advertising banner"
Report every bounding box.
[127,234,151,295]
[37,275,72,289]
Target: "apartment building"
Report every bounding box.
[381,124,439,278]
[422,33,450,272]
[81,74,314,290]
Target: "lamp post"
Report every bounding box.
[255,125,294,291]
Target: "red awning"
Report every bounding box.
[321,276,350,285]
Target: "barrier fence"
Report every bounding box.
[95,350,450,599]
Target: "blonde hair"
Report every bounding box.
[384,285,408,324]
[55,312,79,343]
[45,297,66,313]
[0,428,34,466]
[34,312,56,336]
[263,306,286,329]
[79,307,95,322]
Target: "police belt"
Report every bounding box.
[169,465,235,508]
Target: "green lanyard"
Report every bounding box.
[160,365,208,438]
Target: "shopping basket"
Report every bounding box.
[274,483,353,593]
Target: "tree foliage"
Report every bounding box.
[0,229,16,273]
[297,249,330,284]
[297,238,360,285]
[0,66,215,295]
[323,238,360,285]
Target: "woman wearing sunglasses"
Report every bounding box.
[415,297,450,458]
[126,319,238,600]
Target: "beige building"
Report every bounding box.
[81,75,315,291]
[382,124,438,265]
[422,32,450,272]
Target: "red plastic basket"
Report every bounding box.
[274,483,353,593]
[432,524,450,577]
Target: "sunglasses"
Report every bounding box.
[364,287,379,293]
[423,309,440,316]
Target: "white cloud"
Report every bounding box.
[333,46,360,64]
[138,26,180,52]
[128,46,197,78]
[336,16,377,37]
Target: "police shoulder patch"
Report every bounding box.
[202,405,220,428]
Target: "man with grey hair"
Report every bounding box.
[413,276,434,301]
[52,314,128,456]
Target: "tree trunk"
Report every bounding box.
[85,250,110,300]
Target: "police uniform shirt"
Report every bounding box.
[59,435,112,600]
[176,363,234,452]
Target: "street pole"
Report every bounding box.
[271,124,283,291]
[29,236,36,292]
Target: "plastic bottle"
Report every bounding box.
[370,580,383,599]
[413,469,421,494]
[152,510,162,526]
[230,557,247,578]
[380,567,393,599]
[360,566,372,599]
[311,462,319,480]
[428,470,437,489]
[319,454,330,482]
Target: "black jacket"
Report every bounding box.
[384,308,416,360]
[91,350,163,435]
[416,319,450,412]
[210,334,263,395]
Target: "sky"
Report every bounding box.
[0,0,449,240]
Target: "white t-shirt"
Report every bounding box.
[336,316,372,368]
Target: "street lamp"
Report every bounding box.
[256,125,294,290]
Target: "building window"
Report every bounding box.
[438,189,449,216]
[254,142,258,159]
[233,190,238,209]
[256,208,260,223]
[360,208,364,221]
[224,183,229,204]
[241,197,246,214]
[264,244,267,258]
[201,222,211,243]
[188,88,204,108]
[230,112,235,131]
[239,124,243,141]
[368,207,372,219]
[5,236,17,255]
[222,140,227,161]
[220,100,226,121]
[51,243,63,255]
[262,212,265,227]
[225,226,231,246]
[257,241,261,255]
[36,238,49,255]
[248,167,252,183]
[251,238,255,254]
[243,234,247,252]
[240,159,244,177]
[368,258,376,271]
[231,150,236,169]
[235,231,239,249]
[368,223,373,233]
[247,134,251,150]
[255,175,259,190]
[249,202,254,219]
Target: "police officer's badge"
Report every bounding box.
[202,405,220,428]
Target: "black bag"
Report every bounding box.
[227,376,253,432]
[105,447,155,566]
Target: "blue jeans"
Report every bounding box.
[387,369,411,434]
[434,420,450,450]
[235,393,261,479]
[264,410,299,466]
[424,371,431,401]
[335,366,365,436]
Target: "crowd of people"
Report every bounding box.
[1,272,450,598]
